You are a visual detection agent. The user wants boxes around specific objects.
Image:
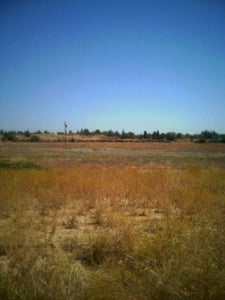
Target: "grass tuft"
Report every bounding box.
[0,165,224,299]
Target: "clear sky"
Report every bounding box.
[0,0,225,134]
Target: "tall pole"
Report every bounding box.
[64,121,68,146]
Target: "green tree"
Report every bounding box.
[95,129,101,135]
[143,130,148,139]
[2,131,17,141]
[165,132,176,141]
[107,130,114,137]
[24,130,31,138]
[83,129,90,135]
[152,130,160,140]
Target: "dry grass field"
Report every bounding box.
[0,141,225,300]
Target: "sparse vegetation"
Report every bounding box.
[2,131,17,142]
[30,135,41,142]
[0,160,41,169]
[0,141,224,299]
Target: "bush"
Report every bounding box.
[30,135,40,142]
[195,138,206,143]
[165,132,177,141]
[2,132,17,141]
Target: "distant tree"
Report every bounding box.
[152,130,160,140]
[95,129,101,135]
[114,131,120,137]
[107,130,114,137]
[83,129,90,135]
[201,130,218,140]
[219,134,225,143]
[121,130,135,139]
[35,130,42,134]
[24,130,31,138]
[160,133,166,140]
[127,131,135,139]
[121,129,126,139]
[2,131,17,141]
[165,132,176,141]
[176,133,183,139]
[143,130,148,139]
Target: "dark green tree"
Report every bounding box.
[24,130,31,138]
[143,130,148,139]
[2,131,17,141]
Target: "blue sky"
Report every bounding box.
[0,0,225,134]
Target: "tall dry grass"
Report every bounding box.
[0,165,224,299]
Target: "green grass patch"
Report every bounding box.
[0,160,41,169]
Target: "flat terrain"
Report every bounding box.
[0,141,225,300]
[1,141,225,168]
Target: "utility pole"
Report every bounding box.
[64,121,68,146]
[64,121,68,135]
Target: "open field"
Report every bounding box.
[0,142,225,299]
[1,141,225,168]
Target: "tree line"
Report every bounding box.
[1,129,225,143]
[76,129,225,143]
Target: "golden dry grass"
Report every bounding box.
[0,163,225,299]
